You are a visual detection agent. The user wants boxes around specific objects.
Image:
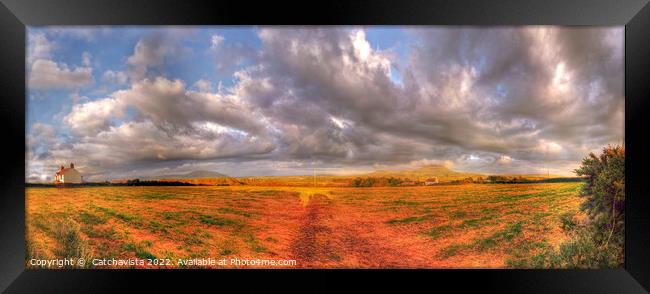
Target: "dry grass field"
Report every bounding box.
[25,183,583,269]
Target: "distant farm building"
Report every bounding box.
[54,163,82,184]
[424,177,439,185]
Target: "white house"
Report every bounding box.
[54,163,82,184]
[424,177,439,185]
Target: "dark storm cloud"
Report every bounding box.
[242,27,622,167]
[399,27,623,162]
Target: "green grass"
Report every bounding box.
[426,224,452,239]
[329,253,342,261]
[30,213,54,235]
[438,221,530,259]
[385,200,420,207]
[123,241,157,260]
[439,244,466,259]
[136,251,157,260]
[450,210,467,218]
[505,240,553,268]
[94,206,142,225]
[148,221,169,234]
[182,233,205,246]
[160,211,184,220]
[474,221,524,251]
[460,219,480,228]
[137,192,182,200]
[458,214,499,229]
[81,226,118,239]
[52,219,93,265]
[158,211,189,226]
[198,214,243,228]
[78,211,107,225]
[217,207,252,218]
[243,233,267,253]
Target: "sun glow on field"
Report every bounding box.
[26,183,583,269]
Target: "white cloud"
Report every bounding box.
[409,159,454,169]
[64,96,125,136]
[211,34,225,49]
[27,33,54,64]
[193,79,212,92]
[28,59,93,90]
[82,51,91,66]
[102,70,128,84]
[209,34,255,74]
[126,36,183,80]
[60,76,274,169]
[127,39,163,80]
[536,140,564,155]
[497,155,513,165]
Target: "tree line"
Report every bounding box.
[349,175,584,187]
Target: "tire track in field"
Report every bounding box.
[289,194,410,268]
[289,194,337,267]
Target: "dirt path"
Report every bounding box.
[289,194,337,267]
[289,194,412,268]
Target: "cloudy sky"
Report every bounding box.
[26,26,624,182]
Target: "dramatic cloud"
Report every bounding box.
[127,37,169,80]
[61,77,275,174]
[26,26,624,181]
[126,32,192,80]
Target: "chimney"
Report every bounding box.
[70,163,75,169]
[60,165,65,171]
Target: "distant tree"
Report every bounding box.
[511,175,527,183]
[387,177,403,187]
[361,177,376,187]
[352,177,377,187]
[487,175,510,183]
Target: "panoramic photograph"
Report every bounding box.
[25,26,624,269]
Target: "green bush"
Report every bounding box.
[517,145,624,268]
[559,212,577,232]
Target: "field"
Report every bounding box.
[26,183,583,268]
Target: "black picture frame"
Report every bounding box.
[1,0,649,292]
